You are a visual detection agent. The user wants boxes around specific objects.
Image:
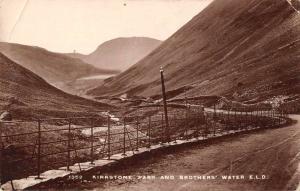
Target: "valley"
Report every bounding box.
[0,0,299,190]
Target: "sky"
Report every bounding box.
[0,0,212,54]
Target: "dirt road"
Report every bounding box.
[46,115,300,191]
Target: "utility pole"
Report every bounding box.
[160,67,170,142]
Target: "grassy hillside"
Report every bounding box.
[89,0,300,104]
[0,42,118,84]
[0,52,115,120]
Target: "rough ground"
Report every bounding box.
[50,115,300,191]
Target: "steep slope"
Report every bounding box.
[67,37,161,71]
[0,52,114,120]
[0,42,118,84]
[89,0,300,103]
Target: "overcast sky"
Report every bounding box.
[0,0,212,54]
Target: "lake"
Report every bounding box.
[78,74,116,80]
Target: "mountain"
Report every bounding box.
[67,37,161,71]
[89,0,300,103]
[0,42,118,85]
[0,52,114,120]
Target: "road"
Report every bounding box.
[47,115,300,191]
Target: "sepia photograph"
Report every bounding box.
[0,0,300,190]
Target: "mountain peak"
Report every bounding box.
[68,37,162,71]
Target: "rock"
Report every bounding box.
[0,111,12,121]
[291,0,300,10]
[9,97,26,106]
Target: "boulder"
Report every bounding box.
[0,111,12,121]
[291,0,300,10]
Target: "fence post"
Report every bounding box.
[67,119,71,171]
[185,109,188,140]
[227,109,230,130]
[275,110,281,126]
[273,109,275,125]
[234,109,237,130]
[239,108,242,129]
[273,109,277,126]
[202,113,206,137]
[276,110,279,126]
[107,115,111,160]
[249,110,251,126]
[280,109,283,124]
[196,108,200,138]
[214,104,216,118]
[205,113,208,137]
[268,109,274,127]
[147,116,151,148]
[135,116,139,151]
[36,119,42,179]
[254,108,257,126]
[223,112,226,133]
[170,113,175,143]
[90,118,95,165]
[122,117,127,156]
[245,109,248,129]
[250,110,253,127]
[213,116,216,136]
[241,109,243,128]
[272,109,275,127]
[258,107,261,127]
[240,108,243,129]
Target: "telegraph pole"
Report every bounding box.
[160,67,170,142]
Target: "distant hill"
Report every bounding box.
[67,37,161,71]
[89,0,300,103]
[0,42,118,85]
[0,52,114,120]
